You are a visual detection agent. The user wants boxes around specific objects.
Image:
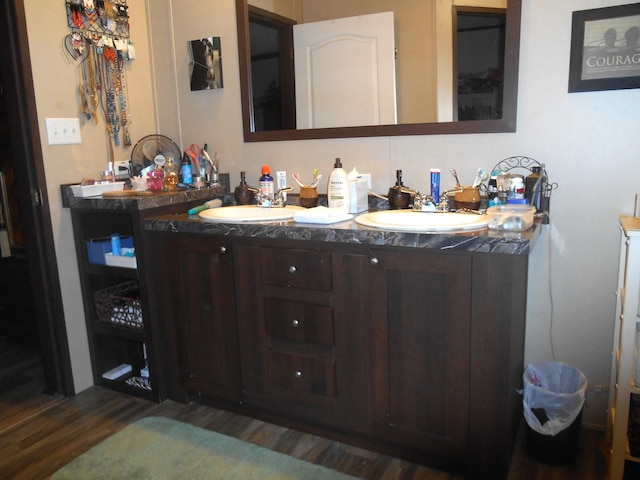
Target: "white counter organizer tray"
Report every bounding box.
[70,182,125,198]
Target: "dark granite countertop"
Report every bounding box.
[143,210,541,255]
[61,184,226,211]
[61,184,541,254]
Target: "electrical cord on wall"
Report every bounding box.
[546,217,557,361]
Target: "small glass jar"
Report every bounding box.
[147,167,164,192]
[162,157,179,191]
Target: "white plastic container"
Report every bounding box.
[70,181,125,198]
[327,158,350,208]
[487,205,535,231]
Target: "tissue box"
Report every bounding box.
[86,236,134,265]
[350,180,368,213]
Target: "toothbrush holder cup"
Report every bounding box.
[299,186,319,208]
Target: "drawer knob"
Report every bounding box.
[292,319,300,327]
[295,370,303,378]
[220,246,227,254]
[289,265,297,273]
[370,257,379,266]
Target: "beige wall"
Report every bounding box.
[22,0,640,430]
[22,0,157,391]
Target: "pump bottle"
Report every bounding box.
[327,158,350,208]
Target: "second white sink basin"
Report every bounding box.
[355,210,488,232]
[199,205,307,223]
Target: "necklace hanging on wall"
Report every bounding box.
[114,48,131,146]
[64,0,133,153]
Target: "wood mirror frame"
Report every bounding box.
[236,0,521,142]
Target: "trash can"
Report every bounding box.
[522,361,588,465]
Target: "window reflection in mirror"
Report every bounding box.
[456,9,506,121]
[249,6,296,132]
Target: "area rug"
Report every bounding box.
[51,416,360,480]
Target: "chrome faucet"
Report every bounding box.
[411,191,450,212]
[255,187,292,207]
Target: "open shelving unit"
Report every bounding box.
[70,206,156,400]
[62,184,223,402]
[607,215,640,479]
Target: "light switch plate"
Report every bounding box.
[45,117,82,145]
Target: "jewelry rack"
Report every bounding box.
[65,0,130,40]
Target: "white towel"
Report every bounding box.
[293,206,354,224]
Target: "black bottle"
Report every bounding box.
[525,166,542,210]
[234,171,255,205]
[388,169,411,209]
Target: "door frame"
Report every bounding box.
[0,0,74,395]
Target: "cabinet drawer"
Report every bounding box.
[265,299,334,346]
[260,247,331,290]
[267,351,336,398]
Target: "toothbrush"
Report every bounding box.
[310,174,322,188]
[472,168,485,188]
[451,169,461,188]
[291,173,305,188]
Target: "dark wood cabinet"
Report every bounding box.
[147,233,240,404]
[365,249,472,461]
[145,231,527,479]
[64,187,219,402]
[235,242,373,433]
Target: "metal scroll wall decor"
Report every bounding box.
[64,0,134,159]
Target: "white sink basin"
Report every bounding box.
[355,210,488,232]
[199,205,307,223]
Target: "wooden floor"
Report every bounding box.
[0,336,610,479]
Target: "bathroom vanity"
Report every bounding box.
[144,212,539,479]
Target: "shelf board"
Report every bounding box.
[93,321,145,341]
[98,374,154,401]
[86,263,138,279]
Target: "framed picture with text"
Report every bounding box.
[569,3,640,92]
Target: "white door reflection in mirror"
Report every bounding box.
[293,12,397,129]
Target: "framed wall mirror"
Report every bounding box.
[236,0,521,142]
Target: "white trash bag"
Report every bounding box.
[522,361,588,436]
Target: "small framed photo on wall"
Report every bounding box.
[569,3,640,92]
[189,37,223,91]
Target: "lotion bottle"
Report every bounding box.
[327,158,350,208]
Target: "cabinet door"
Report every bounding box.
[367,249,471,460]
[152,234,240,402]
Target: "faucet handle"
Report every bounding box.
[438,193,450,212]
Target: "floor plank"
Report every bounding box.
[0,336,610,479]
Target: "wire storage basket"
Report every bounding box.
[490,156,557,214]
[93,280,143,330]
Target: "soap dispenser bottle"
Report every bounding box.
[327,158,350,208]
[234,171,256,205]
[388,169,411,209]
